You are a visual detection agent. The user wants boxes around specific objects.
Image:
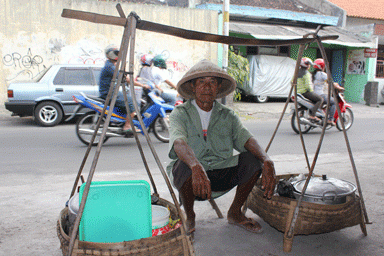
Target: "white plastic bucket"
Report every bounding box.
[152,205,170,236]
[68,193,79,226]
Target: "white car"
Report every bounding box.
[5,64,103,126]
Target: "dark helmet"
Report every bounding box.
[313,58,325,70]
[153,55,167,69]
[105,45,119,61]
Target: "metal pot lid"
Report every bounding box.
[292,175,357,197]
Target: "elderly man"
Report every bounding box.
[167,60,276,235]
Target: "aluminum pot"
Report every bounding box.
[292,175,357,205]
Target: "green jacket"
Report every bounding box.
[167,100,253,185]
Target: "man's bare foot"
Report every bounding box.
[186,216,195,234]
[227,209,263,234]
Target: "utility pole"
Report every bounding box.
[222,0,230,105]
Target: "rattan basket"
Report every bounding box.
[57,198,194,256]
[244,174,365,236]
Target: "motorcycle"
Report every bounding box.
[291,90,353,134]
[71,89,174,146]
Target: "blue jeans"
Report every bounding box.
[154,89,177,106]
[115,91,135,114]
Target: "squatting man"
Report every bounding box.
[166,59,276,235]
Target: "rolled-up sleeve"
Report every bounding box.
[168,106,188,160]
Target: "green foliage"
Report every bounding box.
[227,46,249,101]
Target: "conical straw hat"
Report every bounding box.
[177,59,236,99]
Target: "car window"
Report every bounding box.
[53,68,94,86]
[53,68,66,85]
[92,68,101,86]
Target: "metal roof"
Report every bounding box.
[230,21,376,48]
[196,4,338,26]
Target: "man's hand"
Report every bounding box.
[191,164,211,200]
[260,159,276,199]
[244,137,276,199]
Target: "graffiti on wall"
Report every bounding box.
[2,48,47,81]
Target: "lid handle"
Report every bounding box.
[322,190,337,201]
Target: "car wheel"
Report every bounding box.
[255,95,269,103]
[34,101,63,127]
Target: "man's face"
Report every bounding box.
[192,77,221,103]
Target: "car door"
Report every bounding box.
[52,67,99,114]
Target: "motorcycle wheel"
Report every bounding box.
[152,112,170,143]
[291,109,312,134]
[76,112,109,146]
[336,108,354,131]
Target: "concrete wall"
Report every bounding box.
[0,0,220,107]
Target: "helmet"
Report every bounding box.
[140,54,154,66]
[153,55,167,69]
[105,45,119,61]
[313,58,325,70]
[300,57,313,68]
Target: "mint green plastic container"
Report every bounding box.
[79,180,152,243]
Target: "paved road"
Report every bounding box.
[0,102,383,256]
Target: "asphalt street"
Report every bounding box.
[0,101,383,256]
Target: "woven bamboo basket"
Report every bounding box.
[57,198,194,256]
[245,174,365,236]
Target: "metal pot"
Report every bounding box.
[292,175,357,205]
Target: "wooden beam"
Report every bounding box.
[61,9,339,47]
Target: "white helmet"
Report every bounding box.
[105,45,119,61]
[300,57,313,68]
[140,54,154,66]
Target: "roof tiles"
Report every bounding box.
[327,0,384,20]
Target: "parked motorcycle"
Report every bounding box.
[291,91,353,134]
[71,90,174,146]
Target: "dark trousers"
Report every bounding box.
[303,91,323,116]
[172,151,262,192]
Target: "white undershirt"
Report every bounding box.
[192,100,213,139]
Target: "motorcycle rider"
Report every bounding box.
[296,57,323,121]
[137,54,178,106]
[99,45,149,135]
[312,58,344,126]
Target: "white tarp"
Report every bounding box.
[240,55,296,98]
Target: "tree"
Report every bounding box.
[227,46,249,101]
